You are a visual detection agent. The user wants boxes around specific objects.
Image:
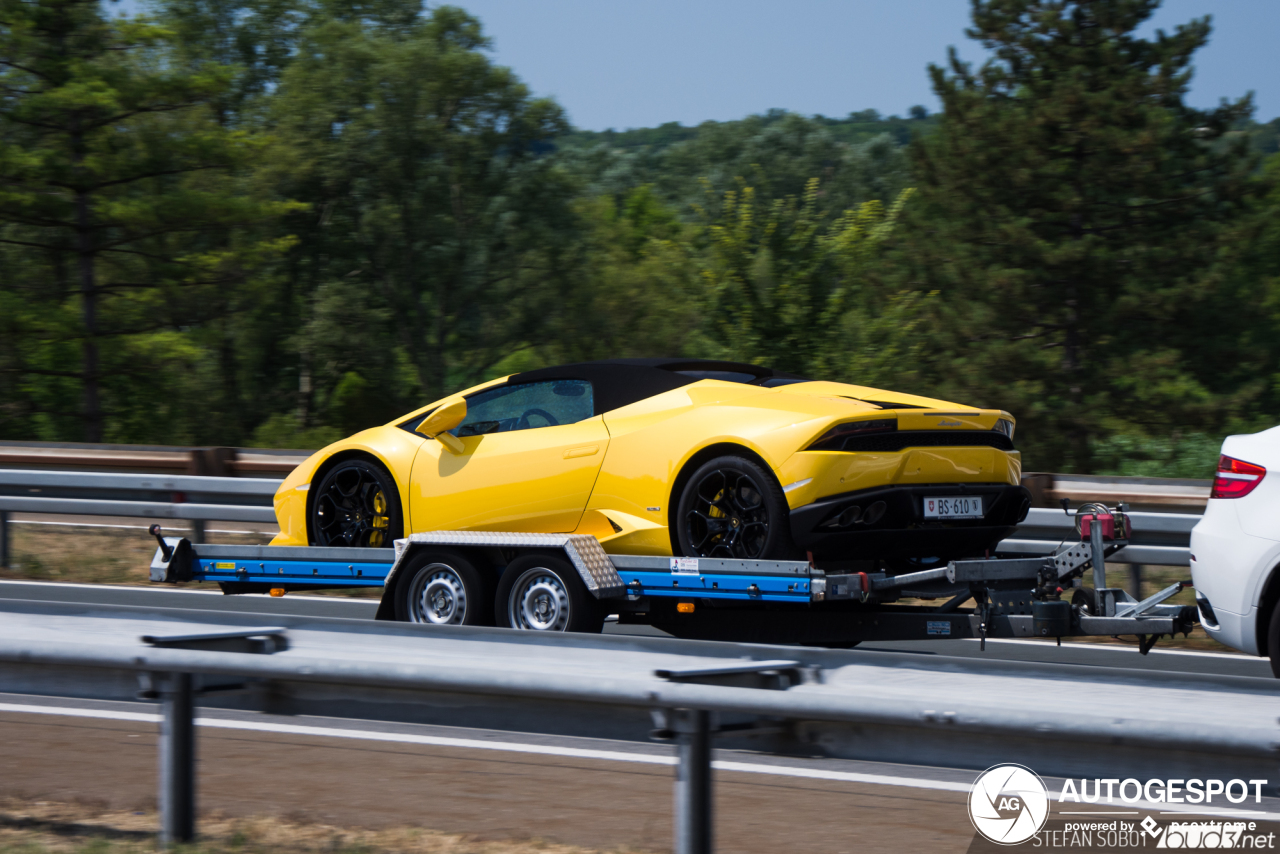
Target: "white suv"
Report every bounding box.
[1190,426,1280,676]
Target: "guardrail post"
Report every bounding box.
[143,628,287,847]
[158,672,196,847]
[1130,564,1144,599]
[671,708,712,854]
[0,510,9,568]
[190,520,205,544]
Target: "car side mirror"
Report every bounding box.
[415,399,466,453]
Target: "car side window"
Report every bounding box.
[452,380,593,437]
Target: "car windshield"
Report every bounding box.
[452,380,593,436]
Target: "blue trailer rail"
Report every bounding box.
[148,530,814,604]
[609,556,814,603]
[180,544,394,589]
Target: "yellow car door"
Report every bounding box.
[408,379,610,533]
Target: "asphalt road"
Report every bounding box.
[6,692,1278,854]
[1,578,1272,680]
[0,693,975,853]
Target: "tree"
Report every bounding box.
[156,0,304,123]
[566,110,914,226]
[0,0,290,441]
[147,0,311,444]
[696,176,914,375]
[547,186,704,363]
[266,4,577,417]
[898,0,1256,471]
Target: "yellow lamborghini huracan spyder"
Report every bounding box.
[271,359,1030,568]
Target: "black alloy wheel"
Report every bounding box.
[676,455,797,560]
[311,460,402,548]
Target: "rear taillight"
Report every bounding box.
[808,418,896,451]
[1210,454,1266,499]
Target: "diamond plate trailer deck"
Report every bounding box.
[147,504,1199,649]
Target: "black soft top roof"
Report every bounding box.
[507,358,809,416]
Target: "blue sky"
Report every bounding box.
[446,0,1277,130]
[109,0,1277,130]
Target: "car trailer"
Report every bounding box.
[148,500,1198,651]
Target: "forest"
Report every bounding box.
[2,0,1278,476]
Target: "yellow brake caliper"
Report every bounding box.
[707,488,726,544]
[370,490,389,547]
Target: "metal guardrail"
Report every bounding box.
[0,440,311,476]
[1023,471,1210,509]
[999,507,1197,566]
[1,601,1277,850]
[0,470,281,563]
[0,470,279,515]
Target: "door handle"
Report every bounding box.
[563,445,599,459]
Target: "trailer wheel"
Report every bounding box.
[496,555,604,633]
[675,455,798,560]
[396,551,492,626]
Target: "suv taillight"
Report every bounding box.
[1210,454,1266,499]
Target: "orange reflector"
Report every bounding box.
[269,588,286,597]
[676,602,695,614]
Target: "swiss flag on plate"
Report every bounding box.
[927,499,935,512]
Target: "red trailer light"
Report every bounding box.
[1079,513,1115,540]
[1210,454,1266,499]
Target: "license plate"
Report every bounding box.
[923,496,984,519]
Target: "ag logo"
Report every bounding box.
[969,764,1050,845]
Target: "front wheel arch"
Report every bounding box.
[306,451,404,547]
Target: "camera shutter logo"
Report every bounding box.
[969,764,1050,845]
